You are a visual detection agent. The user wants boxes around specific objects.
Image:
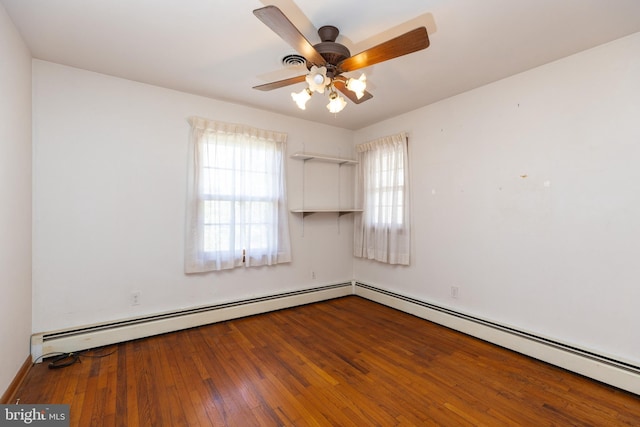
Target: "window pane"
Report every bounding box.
[203,168,234,197]
[251,224,268,250]
[203,224,231,252]
[237,171,269,197]
[196,132,286,260]
[204,200,232,224]
[368,146,404,226]
[204,142,234,169]
[249,201,267,223]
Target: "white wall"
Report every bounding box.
[354,32,640,366]
[0,3,32,397]
[32,60,355,333]
[27,20,640,376]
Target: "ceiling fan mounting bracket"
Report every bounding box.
[318,25,339,42]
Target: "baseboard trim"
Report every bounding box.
[1,356,32,404]
[354,282,640,395]
[31,283,353,362]
[28,280,639,395]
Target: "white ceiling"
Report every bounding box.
[3,0,640,130]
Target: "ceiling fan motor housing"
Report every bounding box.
[309,25,351,76]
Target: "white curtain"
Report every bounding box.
[354,132,411,265]
[185,117,291,273]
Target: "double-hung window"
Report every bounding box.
[185,117,291,272]
[354,132,411,265]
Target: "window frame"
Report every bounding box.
[185,117,291,273]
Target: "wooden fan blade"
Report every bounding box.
[337,27,429,73]
[254,6,326,67]
[253,75,307,91]
[333,80,373,104]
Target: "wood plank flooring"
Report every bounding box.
[13,296,640,426]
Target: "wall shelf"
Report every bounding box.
[290,151,359,233]
[290,152,358,165]
[290,208,363,217]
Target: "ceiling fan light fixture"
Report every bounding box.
[306,66,330,93]
[291,87,313,110]
[327,90,347,113]
[346,74,367,99]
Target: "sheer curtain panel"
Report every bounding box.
[354,132,411,265]
[185,117,291,273]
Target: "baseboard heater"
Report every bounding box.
[30,280,638,395]
[31,282,353,363]
[354,282,640,396]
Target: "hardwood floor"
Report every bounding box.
[13,296,640,426]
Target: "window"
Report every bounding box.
[185,117,291,273]
[370,148,405,226]
[354,132,411,265]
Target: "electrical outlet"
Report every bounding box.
[450,286,459,299]
[311,271,316,280]
[131,291,141,306]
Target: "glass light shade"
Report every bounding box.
[327,93,347,113]
[291,88,312,110]
[346,74,367,99]
[306,66,330,93]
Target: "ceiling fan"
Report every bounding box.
[253,5,430,113]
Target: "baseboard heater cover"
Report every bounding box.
[31,282,353,362]
[354,282,640,396]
